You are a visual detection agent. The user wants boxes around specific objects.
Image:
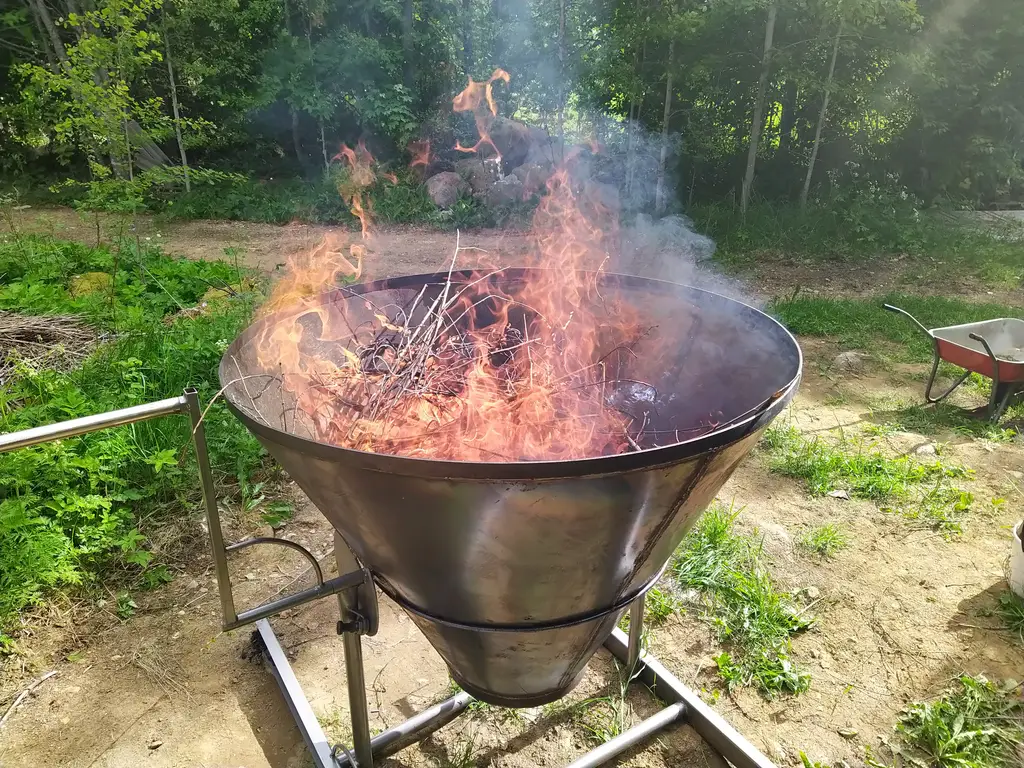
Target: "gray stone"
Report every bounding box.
[827,489,851,500]
[833,350,867,374]
[425,172,466,208]
[454,157,498,195]
[511,163,551,197]
[913,443,938,456]
[485,174,525,207]
[488,115,533,169]
[803,586,821,600]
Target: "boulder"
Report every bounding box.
[488,116,533,170]
[511,163,551,198]
[425,171,466,208]
[455,157,498,196]
[485,175,525,207]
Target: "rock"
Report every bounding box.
[827,489,851,500]
[757,522,792,554]
[581,180,620,214]
[148,740,163,750]
[803,586,821,600]
[838,727,858,739]
[185,578,200,590]
[810,648,821,659]
[833,350,867,374]
[511,163,551,197]
[488,116,533,169]
[485,174,525,207]
[454,157,498,195]
[913,443,938,456]
[425,172,466,208]
[768,741,788,764]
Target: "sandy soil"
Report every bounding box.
[1,208,1023,768]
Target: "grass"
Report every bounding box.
[997,591,1024,644]
[0,234,266,636]
[769,294,1024,363]
[671,504,813,696]
[697,200,1024,288]
[894,675,1024,768]
[618,585,682,634]
[799,524,849,558]
[865,399,1022,442]
[762,425,975,536]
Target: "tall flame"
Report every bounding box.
[453,68,511,161]
[254,69,658,462]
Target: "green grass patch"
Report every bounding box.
[0,234,265,632]
[762,425,974,536]
[769,294,1024,362]
[672,504,813,697]
[892,675,1024,768]
[998,591,1024,645]
[696,200,1024,289]
[866,400,1021,442]
[798,524,849,558]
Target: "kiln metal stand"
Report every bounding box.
[255,533,776,768]
[0,392,775,768]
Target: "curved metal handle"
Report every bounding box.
[969,332,999,362]
[883,303,932,338]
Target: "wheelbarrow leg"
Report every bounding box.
[923,344,971,404]
[969,331,1013,423]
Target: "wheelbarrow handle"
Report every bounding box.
[968,332,999,362]
[882,304,932,338]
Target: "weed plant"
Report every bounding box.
[0,235,264,634]
[799,524,849,558]
[672,504,813,696]
[997,591,1024,644]
[762,425,974,535]
[895,675,1024,768]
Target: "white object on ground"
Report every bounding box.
[1010,521,1024,599]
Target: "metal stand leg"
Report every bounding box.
[605,628,774,768]
[626,596,644,672]
[924,348,971,404]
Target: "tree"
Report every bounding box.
[740,2,777,216]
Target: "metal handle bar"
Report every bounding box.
[968,331,999,361]
[0,388,365,632]
[882,303,933,338]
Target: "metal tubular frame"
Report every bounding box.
[0,393,778,768]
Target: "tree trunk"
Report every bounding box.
[320,120,328,171]
[655,38,675,215]
[740,3,777,216]
[556,0,567,155]
[163,26,191,193]
[291,109,302,167]
[402,0,414,88]
[800,19,843,210]
[461,0,473,74]
[778,80,798,152]
[31,0,68,65]
[26,0,58,67]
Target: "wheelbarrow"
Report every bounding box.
[883,304,1024,422]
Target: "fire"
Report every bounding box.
[453,68,510,161]
[408,139,431,173]
[255,69,657,462]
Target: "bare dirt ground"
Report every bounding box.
[2,208,1023,768]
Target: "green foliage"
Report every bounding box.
[896,676,1024,768]
[769,295,1024,362]
[798,524,849,559]
[0,235,263,627]
[672,504,813,696]
[997,591,1024,645]
[762,426,974,536]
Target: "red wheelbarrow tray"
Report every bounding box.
[931,318,1024,382]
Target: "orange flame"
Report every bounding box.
[254,69,660,462]
[453,68,510,160]
[408,139,431,173]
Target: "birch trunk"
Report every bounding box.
[740,3,777,216]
